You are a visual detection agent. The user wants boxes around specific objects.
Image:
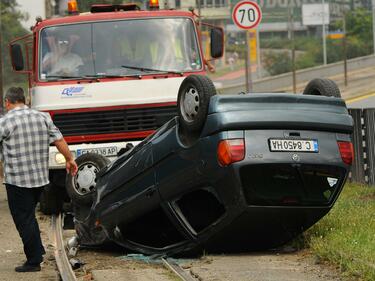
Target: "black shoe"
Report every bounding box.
[15,262,41,272]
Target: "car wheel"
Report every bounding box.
[39,184,63,215]
[66,153,110,205]
[303,78,341,98]
[177,75,217,134]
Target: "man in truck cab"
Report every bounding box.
[41,34,83,77]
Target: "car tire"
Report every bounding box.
[303,78,341,98]
[177,75,217,134]
[66,153,110,206]
[39,184,63,215]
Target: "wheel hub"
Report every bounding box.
[182,87,200,122]
[75,163,98,195]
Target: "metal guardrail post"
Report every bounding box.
[363,109,375,186]
[349,109,366,184]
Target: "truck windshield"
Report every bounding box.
[39,18,202,80]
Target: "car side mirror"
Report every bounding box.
[210,27,224,59]
[10,44,25,71]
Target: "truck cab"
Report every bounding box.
[9,1,223,214]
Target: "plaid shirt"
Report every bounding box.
[0,105,63,188]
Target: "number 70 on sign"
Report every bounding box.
[232,1,262,30]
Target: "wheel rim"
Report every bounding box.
[180,86,200,123]
[73,162,99,196]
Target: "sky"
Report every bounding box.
[17,0,46,30]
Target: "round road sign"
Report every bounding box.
[232,1,262,30]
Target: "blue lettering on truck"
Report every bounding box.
[61,86,84,96]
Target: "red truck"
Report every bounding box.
[9,0,223,214]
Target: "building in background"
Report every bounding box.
[46,0,69,17]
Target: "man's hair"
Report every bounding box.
[5,87,26,104]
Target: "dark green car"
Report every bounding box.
[69,75,353,256]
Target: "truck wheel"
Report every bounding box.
[177,75,216,134]
[66,153,110,205]
[303,78,341,98]
[39,184,63,215]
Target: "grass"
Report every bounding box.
[300,183,375,280]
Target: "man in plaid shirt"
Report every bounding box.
[0,87,78,272]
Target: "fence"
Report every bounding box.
[349,108,375,185]
[218,54,375,95]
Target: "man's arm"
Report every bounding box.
[54,138,78,176]
[43,111,78,175]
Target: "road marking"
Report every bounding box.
[346,92,375,104]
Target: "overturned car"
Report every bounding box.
[67,75,354,256]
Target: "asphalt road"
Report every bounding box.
[347,92,375,108]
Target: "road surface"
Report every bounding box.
[347,92,375,108]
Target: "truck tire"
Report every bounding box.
[39,184,63,215]
[177,75,217,134]
[303,78,341,98]
[66,153,110,206]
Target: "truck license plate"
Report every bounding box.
[269,139,318,152]
[77,147,118,157]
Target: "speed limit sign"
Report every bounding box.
[232,1,262,30]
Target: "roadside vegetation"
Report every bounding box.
[260,8,373,76]
[223,8,373,77]
[0,0,29,92]
[300,183,375,281]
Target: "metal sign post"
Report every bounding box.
[244,31,252,93]
[232,1,262,93]
[302,3,329,65]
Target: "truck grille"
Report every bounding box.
[53,106,177,136]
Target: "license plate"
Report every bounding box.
[77,147,118,157]
[269,139,318,152]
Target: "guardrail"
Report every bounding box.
[218,55,375,95]
[349,108,375,185]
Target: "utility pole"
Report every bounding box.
[288,0,296,93]
[343,14,348,87]
[372,0,375,54]
[0,16,4,114]
[197,0,201,32]
[322,0,327,65]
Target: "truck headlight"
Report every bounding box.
[55,151,76,164]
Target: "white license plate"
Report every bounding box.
[269,139,318,152]
[77,147,118,157]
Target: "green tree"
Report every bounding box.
[0,0,29,89]
[331,8,373,59]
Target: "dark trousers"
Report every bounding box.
[5,184,46,265]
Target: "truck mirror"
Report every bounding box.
[210,27,224,59]
[10,44,25,71]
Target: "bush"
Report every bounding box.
[263,51,292,75]
[261,9,374,76]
